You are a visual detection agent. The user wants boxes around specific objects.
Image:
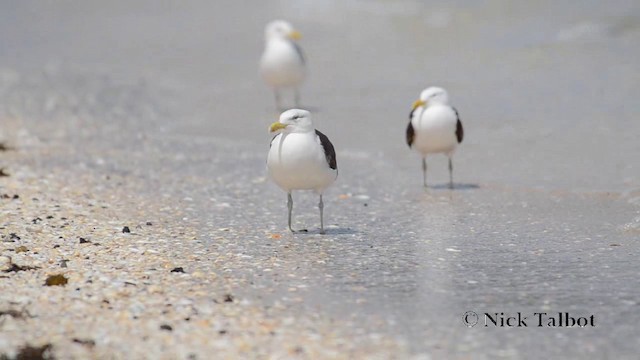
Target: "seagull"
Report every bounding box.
[267,109,338,234]
[406,86,464,188]
[260,20,306,111]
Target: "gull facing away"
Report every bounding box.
[260,20,306,111]
[267,109,338,234]
[406,87,464,188]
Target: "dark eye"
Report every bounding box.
[292,115,300,120]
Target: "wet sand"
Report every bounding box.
[1,1,639,359]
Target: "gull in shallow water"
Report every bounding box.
[260,20,306,111]
[267,109,337,234]
[406,86,464,188]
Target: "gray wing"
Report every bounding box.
[315,130,337,170]
[267,134,281,163]
[269,133,281,148]
[291,41,305,65]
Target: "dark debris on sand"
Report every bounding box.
[3,263,39,273]
[0,309,32,320]
[71,338,95,347]
[0,343,54,360]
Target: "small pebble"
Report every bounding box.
[0,256,12,271]
[122,226,131,233]
[45,274,68,286]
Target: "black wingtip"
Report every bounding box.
[315,130,337,170]
[453,107,464,143]
[406,121,415,148]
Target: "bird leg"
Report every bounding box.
[287,193,294,232]
[274,89,282,112]
[319,194,325,235]
[448,157,454,189]
[422,158,428,188]
[286,193,308,233]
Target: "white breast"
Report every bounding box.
[411,105,458,155]
[260,39,305,88]
[267,132,337,193]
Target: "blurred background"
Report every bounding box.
[0,1,638,188]
[1,0,639,358]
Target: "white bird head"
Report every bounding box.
[265,20,302,41]
[269,109,313,133]
[412,86,450,110]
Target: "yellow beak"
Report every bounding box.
[269,122,288,132]
[289,30,302,40]
[412,99,426,111]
